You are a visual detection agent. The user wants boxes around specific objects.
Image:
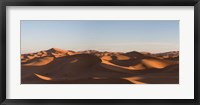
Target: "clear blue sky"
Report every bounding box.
[21,20,179,54]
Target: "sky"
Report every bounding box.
[21,20,179,54]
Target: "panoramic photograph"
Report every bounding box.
[21,20,179,84]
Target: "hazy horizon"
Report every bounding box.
[21,47,179,55]
[21,20,179,54]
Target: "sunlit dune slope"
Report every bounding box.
[22,57,54,66]
[141,58,169,69]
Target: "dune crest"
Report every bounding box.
[34,73,52,81]
[23,57,54,66]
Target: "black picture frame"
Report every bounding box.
[0,0,199,105]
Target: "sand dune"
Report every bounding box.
[21,48,179,84]
[125,64,179,84]
[125,51,145,59]
[113,54,131,60]
[141,58,169,69]
[23,57,54,66]
[22,54,101,83]
[131,63,146,70]
[101,55,112,61]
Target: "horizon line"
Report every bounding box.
[21,47,179,55]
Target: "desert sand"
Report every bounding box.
[21,48,179,84]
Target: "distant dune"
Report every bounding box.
[21,48,179,84]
